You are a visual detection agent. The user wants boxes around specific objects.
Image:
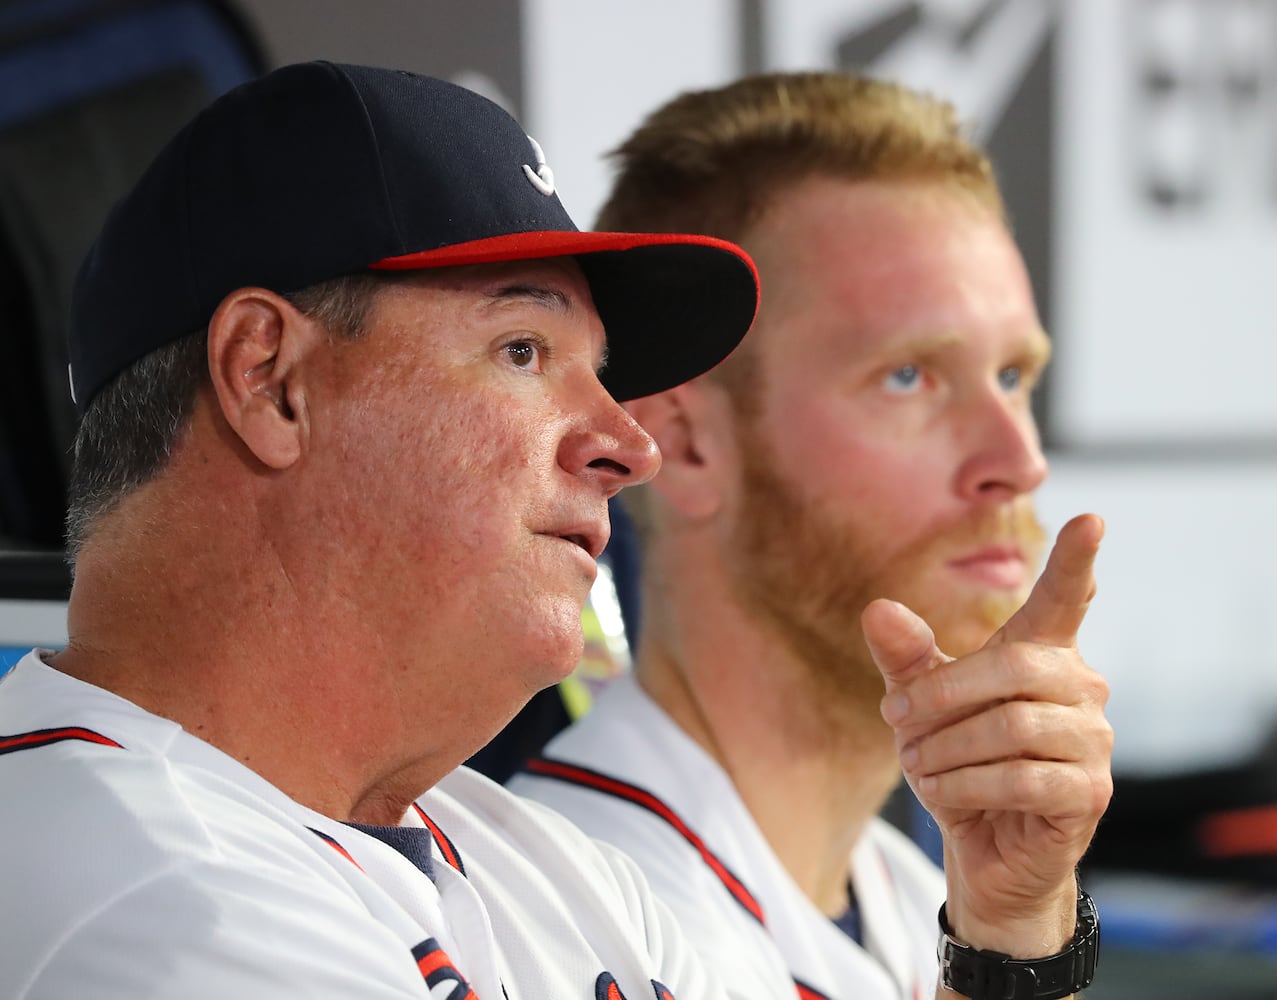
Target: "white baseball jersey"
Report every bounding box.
[0,651,725,1000]
[509,674,945,1000]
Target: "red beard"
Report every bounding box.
[726,428,1045,706]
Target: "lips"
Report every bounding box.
[560,533,593,554]
[947,544,1027,589]
[547,519,609,560]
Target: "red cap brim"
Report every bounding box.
[372,231,759,401]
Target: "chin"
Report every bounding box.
[523,623,587,690]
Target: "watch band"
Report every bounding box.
[937,890,1100,1000]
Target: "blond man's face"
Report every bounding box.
[723,178,1049,693]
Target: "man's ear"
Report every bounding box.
[206,288,318,470]
[625,380,736,521]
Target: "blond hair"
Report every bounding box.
[601,71,1006,549]
[597,71,1003,242]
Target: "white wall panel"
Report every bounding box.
[522,0,740,224]
[1054,0,1277,444]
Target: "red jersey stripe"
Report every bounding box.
[412,802,466,876]
[307,828,366,871]
[0,727,123,755]
[522,757,766,926]
[416,947,452,978]
[411,937,479,999]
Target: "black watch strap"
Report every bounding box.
[937,890,1100,1000]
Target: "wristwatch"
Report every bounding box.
[937,889,1100,1000]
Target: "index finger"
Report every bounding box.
[996,513,1104,649]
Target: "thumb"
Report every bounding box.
[996,513,1104,649]
[862,598,951,693]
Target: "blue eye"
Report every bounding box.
[884,365,922,393]
[998,366,1022,391]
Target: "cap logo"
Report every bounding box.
[522,135,556,196]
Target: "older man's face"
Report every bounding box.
[297,259,659,738]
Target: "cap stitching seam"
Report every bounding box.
[327,62,403,255]
[175,120,199,321]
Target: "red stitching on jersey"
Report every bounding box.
[794,979,832,1000]
[0,726,123,755]
[523,757,765,926]
[307,827,366,871]
[412,802,466,876]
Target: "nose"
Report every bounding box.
[953,389,1048,504]
[558,388,662,496]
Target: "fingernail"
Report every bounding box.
[881,693,910,724]
[899,742,919,770]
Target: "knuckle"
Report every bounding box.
[1097,717,1115,754]
[1074,706,1113,749]
[1090,769,1115,815]
[929,667,964,712]
[998,701,1037,745]
[1082,766,1113,822]
[1007,760,1045,802]
[1003,642,1042,686]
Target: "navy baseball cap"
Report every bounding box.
[67,61,759,413]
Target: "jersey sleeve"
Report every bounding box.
[20,858,431,999]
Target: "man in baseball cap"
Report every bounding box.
[0,62,1087,999]
[2,61,755,999]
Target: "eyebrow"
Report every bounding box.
[480,282,610,372]
[1013,329,1053,369]
[881,331,964,356]
[870,329,1053,367]
[482,283,573,315]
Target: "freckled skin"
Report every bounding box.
[56,257,660,823]
[726,178,1050,680]
[283,260,660,739]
